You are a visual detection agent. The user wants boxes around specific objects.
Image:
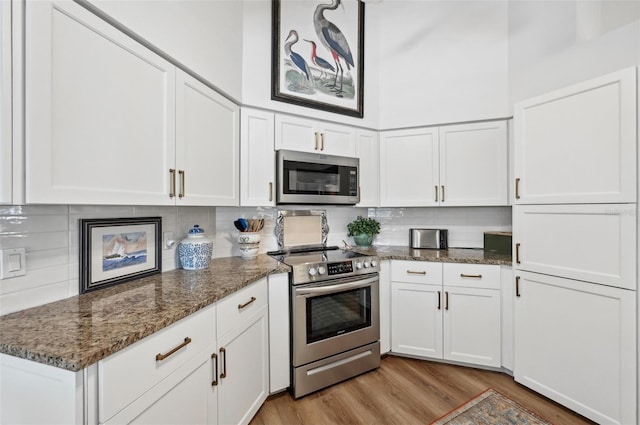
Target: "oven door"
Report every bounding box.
[292,274,379,367]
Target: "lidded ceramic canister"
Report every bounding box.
[178,225,213,270]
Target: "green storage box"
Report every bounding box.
[483,231,512,255]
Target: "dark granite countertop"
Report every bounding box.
[0,246,510,372]
[0,255,289,372]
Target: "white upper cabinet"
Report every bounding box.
[439,121,508,206]
[25,0,176,205]
[379,127,439,207]
[514,67,637,204]
[355,128,379,207]
[380,121,507,207]
[240,108,275,207]
[274,114,356,156]
[176,70,239,206]
[0,0,12,204]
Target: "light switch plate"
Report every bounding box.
[1,248,26,279]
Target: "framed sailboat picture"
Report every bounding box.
[80,217,161,293]
[272,0,365,118]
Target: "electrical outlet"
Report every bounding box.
[163,232,176,250]
[0,248,26,279]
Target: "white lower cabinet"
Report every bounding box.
[268,272,290,393]
[391,261,501,368]
[514,271,636,425]
[378,260,391,354]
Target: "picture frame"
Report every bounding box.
[272,0,365,118]
[80,217,162,294]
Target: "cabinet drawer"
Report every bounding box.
[391,260,442,284]
[98,304,215,423]
[217,278,268,338]
[443,263,500,289]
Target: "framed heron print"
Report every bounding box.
[272,0,365,118]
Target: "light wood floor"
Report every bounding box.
[250,356,596,425]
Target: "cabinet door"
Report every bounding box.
[355,129,379,207]
[379,128,439,207]
[391,281,442,359]
[443,286,501,367]
[176,70,239,206]
[513,204,636,290]
[439,121,508,206]
[240,108,275,207]
[274,114,318,153]
[217,305,269,425]
[514,67,636,204]
[319,122,356,156]
[25,0,176,205]
[514,271,636,425]
[0,0,11,204]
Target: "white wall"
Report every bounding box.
[508,0,640,107]
[87,0,244,100]
[0,205,215,315]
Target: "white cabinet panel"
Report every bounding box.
[439,121,508,206]
[240,108,275,207]
[514,271,636,425]
[176,70,239,206]
[268,273,290,393]
[0,0,11,204]
[379,128,439,207]
[379,260,391,354]
[274,114,355,156]
[355,129,379,207]
[513,204,636,290]
[514,67,636,204]
[25,0,176,205]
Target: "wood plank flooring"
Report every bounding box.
[250,356,596,425]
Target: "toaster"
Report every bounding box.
[409,228,448,249]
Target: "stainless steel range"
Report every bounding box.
[270,245,381,398]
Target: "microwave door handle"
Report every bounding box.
[296,276,378,296]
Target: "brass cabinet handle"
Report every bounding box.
[437,291,441,310]
[434,185,438,202]
[515,243,521,264]
[219,347,227,379]
[238,296,256,310]
[515,178,521,199]
[441,185,445,202]
[211,352,218,386]
[314,132,319,150]
[156,337,191,361]
[269,182,273,202]
[445,291,449,310]
[406,270,426,275]
[178,170,185,198]
[460,274,482,279]
[321,133,325,151]
[169,169,176,198]
[515,276,521,297]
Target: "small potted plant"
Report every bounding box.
[347,215,381,247]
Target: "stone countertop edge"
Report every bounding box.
[0,254,290,372]
[0,247,511,372]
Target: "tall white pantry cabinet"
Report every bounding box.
[513,66,637,425]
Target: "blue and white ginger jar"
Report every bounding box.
[178,225,213,270]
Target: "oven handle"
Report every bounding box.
[295,276,378,296]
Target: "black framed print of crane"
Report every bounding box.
[272,0,365,118]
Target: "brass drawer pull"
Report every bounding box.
[437,291,441,310]
[156,337,191,361]
[515,276,521,297]
[441,185,445,202]
[269,182,273,202]
[169,169,176,198]
[220,347,227,379]
[460,274,482,279]
[211,352,218,386]
[238,296,256,310]
[178,170,185,198]
[406,270,426,275]
[321,133,325,151]
[314,132,319,150]
[434,185,438,202]
[515,243,521,264]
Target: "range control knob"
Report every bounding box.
[371,260,379,268]
[363,260,371,268]
[355,262,363,269]
[317,266,326,275]
[308,267,317,276]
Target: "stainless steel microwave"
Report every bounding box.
[276,150,359,205]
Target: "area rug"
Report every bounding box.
[430,388,553,425]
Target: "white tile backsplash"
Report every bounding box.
[0,203,510,315]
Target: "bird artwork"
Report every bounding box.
[283,29,311,90]
[304,39,336,82]
[313,0,355,98]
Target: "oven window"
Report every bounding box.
[306,286,371,344]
